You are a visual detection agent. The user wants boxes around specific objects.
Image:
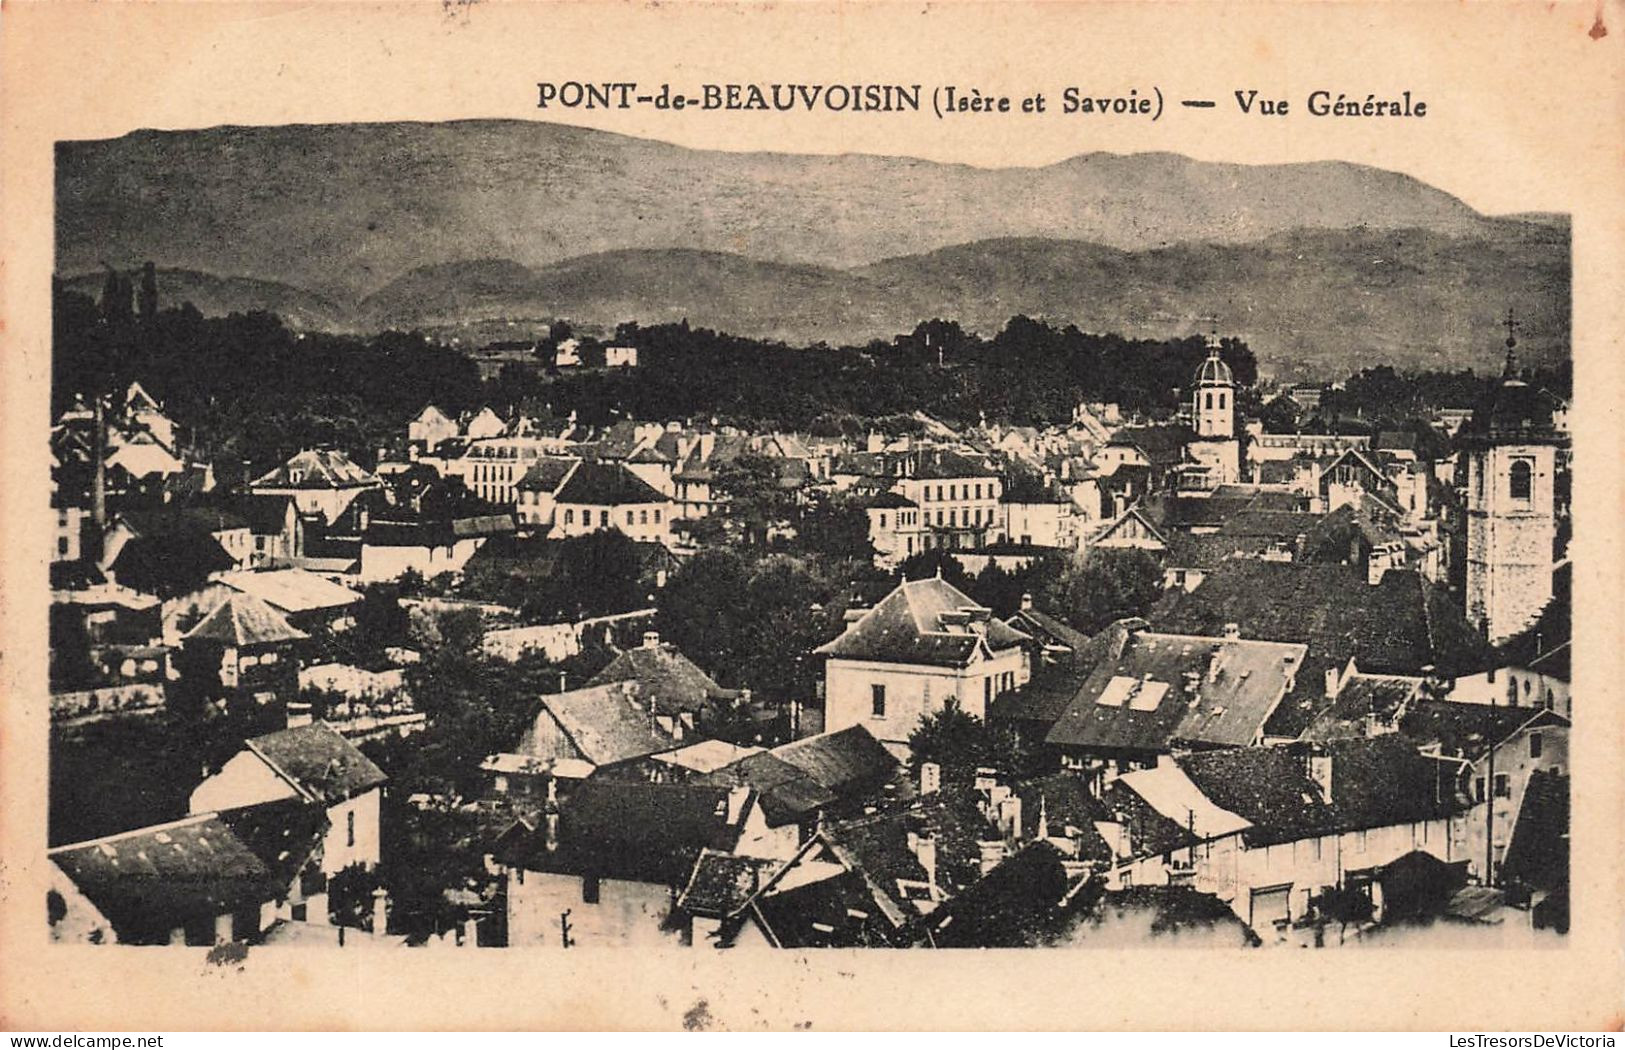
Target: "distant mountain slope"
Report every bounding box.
[354,224,1569,371]
[56,267,350,331]
[59,120,1515,303]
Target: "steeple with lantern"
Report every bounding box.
[1192,327,1236,439]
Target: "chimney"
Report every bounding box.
[1366,548,1389,586]
[977,840,1006,875]
[915,836,939,895]
[642,630,660,650]
[544,778,561,852]
[1182,670,1202,701]
[371,887,390,937]
[726,785,751,825]
[1020,592,1034,612]
[462,916,479,948]
[1035,792,1048,840]
[1222,622,1241,641]
[1308,752,1334,804]
[1324,666,1341,700]
[919,761,941,796]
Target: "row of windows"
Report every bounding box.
[1202,391,1230,411]
[921,482,996,502]
[562,506,662,526]
[879,507,994,531]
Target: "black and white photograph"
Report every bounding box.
[41,112,1576,955]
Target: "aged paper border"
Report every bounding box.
[2,0,1622,1031]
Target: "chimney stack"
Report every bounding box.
[1222,622,1241,641]
[643,630,661,650]
[371,887,390,937]
[1324,666,1341,700]
[1308,752,1334,804]
[915,836,939,896]
[1020,593,1034,612]
[919,761,942,797]
[544,778,561,852]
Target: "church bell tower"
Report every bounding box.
[1463,311,1566,645]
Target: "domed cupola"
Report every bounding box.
[1191,336,1235,439]
[1194,345,1234,388]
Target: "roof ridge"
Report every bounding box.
[48,811,217,853]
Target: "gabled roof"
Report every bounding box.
[1301,672,1425,741]
[587,642,734,716]
[1151,561,1498,680]
[771,725,898,798]
[523,682,681,768]
[515,458,581,494]
[922,842,1074,948]
[815,577,1027,668]
[49,798,326,944]
[908,447,999,480]
[1108,424,1195,465]
[252,449,380,491]
[1394,699,1562,761]
[698,751,838,827]
[235,495,296,536]
[1046,630,1306,753]
[115,505,247,538]
[1005,606,1092,654]
[676,849,785,918]
[184,592,308,646]
[553,460,668,506]
[1119,736,1460,851]
[244,721,388,805]
[515,781,751,886]
[219,568,362,615]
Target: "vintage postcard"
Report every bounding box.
[1,0,1622,1032]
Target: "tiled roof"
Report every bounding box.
[588,643,734,716]
[815,577,1027,668]
[523,682,681,768]
[1500,769,1568,891]
[246,721,388,805]
[922,842,1074,948]
[219,568,362,615]
[523,781,750,885]
[515,458,580,494]
[1150,561,1498,679]
[676,849,784,918]
[1301,673,1425,741]
[49,798,325,944]
[252,449,380,490]
[553,460,668,506]
[698,751,837,827]
[771,725,898,798]
[184,592,308,647]
[1045,631,1306,753]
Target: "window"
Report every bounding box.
[975,484,982,499]
[1474,777,1486,802]
[653,510,661,523]
[346,810,356,848]
[878,513,887,529]
[984,677,992,705]
[58,536,69,556]
[626,510,635,525]
[1218,392,1227,410]
[1510,459,1533,502]
[582,875,600,904]
[599,510,609,527]
[1530,733,1543,758]
[1205,392,1214,410]
[1493,773,1511,799]
[565,509,574,525]
[871,684,887,718]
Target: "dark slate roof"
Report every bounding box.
[49,798,325,945]
[1301,673,1425,741]
[1045,631,1307,753]
[868,491,919,509]
[675,849,784,918]
[1394,699,1557,761]
[697,751,837,827]
[246,721,388,805]
[521,781,750,886]
[1176,736,1459,848]
[1463,375,1566,446]
[909,447,999,480]
[553,460,668,506]
[815,576,1027,668]
[771,725,898,798]
[1005,606,1092,654]
[1150,561,1498,679]
[1109,425,1195,466]
[923,842,1074,948]
[749,868,905,948]
[118,504,247,538]
[1009,773,1115,864]
[111,532,237,591]
[820,793,991,920]
[235,495,295,536]
[1500,769,1568,891]
[516,458,580,494]
[523,682,681,768]
[588,643,734,716]
[184,592,308,646]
